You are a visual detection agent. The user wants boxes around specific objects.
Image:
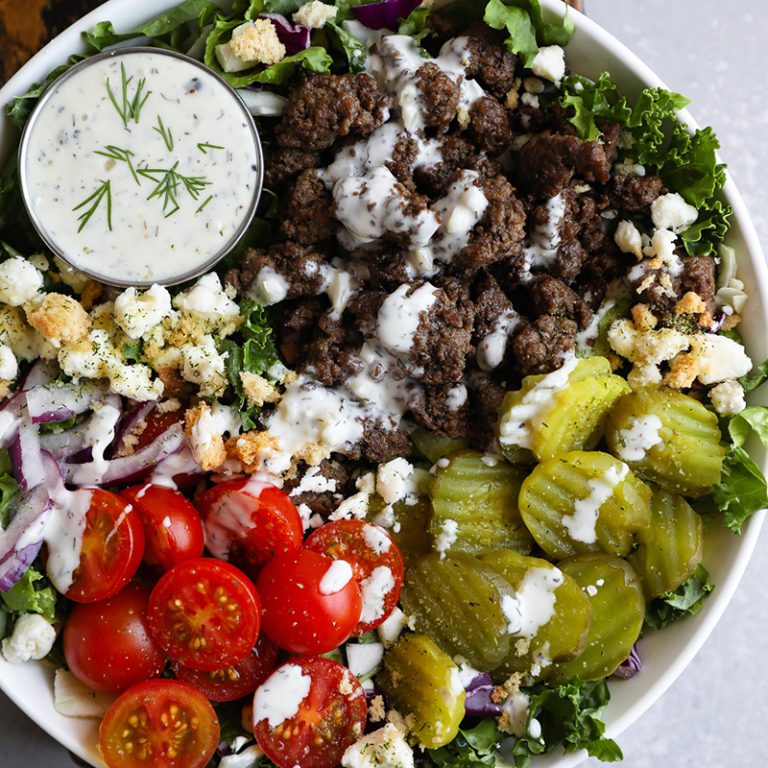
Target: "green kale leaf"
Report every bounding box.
[645,565,714,630]
[428,719,501,768]
[509,678,621,767]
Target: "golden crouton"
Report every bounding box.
[184,403,227,471]
[664,353,699,389]
[226,430,280,474]
[630,304,658,331]
[25,293,91,348]
[240,371,280,408]
[675,291,707,316]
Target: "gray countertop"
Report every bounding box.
[1,1,767,766]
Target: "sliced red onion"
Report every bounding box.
[0,540,43,591]
[463,671,502,717]
[351,0,422,30]
[10,417,46,490]
[18,359,57,392]
[613,643,642,680]
[0,483,53,591]
[63,422,185,487]
[26,381,105,424]
[39,420,92,460]
[108,400,156,459]
[260,14,311,54]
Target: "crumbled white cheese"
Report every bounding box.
[0,258,43,306]
[180,334,229,396]
[290,465,337,497]
[709,379,746,415]
[643,229,683,276]
[341,724,415,768]
[1,613,56,664]
[614,220,643,260]
[293,0,338,28]
[220,745,266,768]
[331,472,376,521]
[627,363,662,389]
[651,193,698,233]
[173,272,240,333]
[251,266,290,306]
[531,45,565,84]
[0,344,18,381]
[377,607,408,648]
[376,458,418,505]
[608,319,690,365]
[689,334,752,384]
[434,519,459,559]
[253,664,312,728]
[363,524,392,555]
[215,19,286,73]
[114,284,172,340]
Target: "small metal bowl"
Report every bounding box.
[17,46,264,288]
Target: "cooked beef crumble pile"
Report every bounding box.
[225,21,716,494]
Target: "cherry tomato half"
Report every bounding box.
[198,479,303,578]
[253,657,367,768]
[173,633,279,702]
[121,484,204,571]
[305,520,404,634]
[99,679,220,768]
[63,582,166,693]
[147,558,261,671]
[256,549,361,654]
[62,489,144,603]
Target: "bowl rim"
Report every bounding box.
[0,1,765,767]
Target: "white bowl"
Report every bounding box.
[0,1,766,766]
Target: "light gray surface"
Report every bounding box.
[1,1,767,766]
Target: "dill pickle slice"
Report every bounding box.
[377,633,465,748]
[533,374,630,461]
[480,550,592,682]
[367,498,433,566]
[401,552,513,670]
[411,427,469,463]
[548,554,645,683]
[630,489,704,599]
[428,451,533,556]
[518,450,652,560]
[605,386,725,498]
[497,356,620,464]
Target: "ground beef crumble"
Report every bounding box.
[230,25,704,472]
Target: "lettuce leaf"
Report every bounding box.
[220,299,281,430]
[645,565,714,630]
[0,567,57,626]
[507,678,621,767]
[483,0,573,67]
[0,449,19,529]
[327,21,368,72]
[559,73,631,142]
[712,446,768,534]
[82,0,219,51]
[741,358,768,393]
[428,719,501,768]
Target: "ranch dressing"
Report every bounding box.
[20,49,261,286]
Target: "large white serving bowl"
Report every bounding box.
[0,1,766,766]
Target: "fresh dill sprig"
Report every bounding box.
[196,195,214,214]
[196,141,225,154]
[106,62,150,128]
[94,145,140,184]
[138,164,211,218]
[73,180,112,232]
[154,116,174,152]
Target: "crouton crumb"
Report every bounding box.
[25,293,91,348]
[240,371,281,408]
[675,291,707,315]
[185,403,228,471]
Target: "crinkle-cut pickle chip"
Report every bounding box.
[401,552,513,670]
[630,489,704,599]
[368,498,432,566]
[605,386,725,498]
[518,450,652,560]
[428,450,533,557]
[479,550,592,682]
[497,356,629,463]
[377,633,465,749]
[548,554,645,683]
[411,427,469,464]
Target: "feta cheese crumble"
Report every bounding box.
[1,613,56,664]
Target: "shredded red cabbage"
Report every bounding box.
[464,671,502,717]
[613,643,642,679]
[260,14,311,54]
[351,0,423,31]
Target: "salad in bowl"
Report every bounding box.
[0,0,766,767]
